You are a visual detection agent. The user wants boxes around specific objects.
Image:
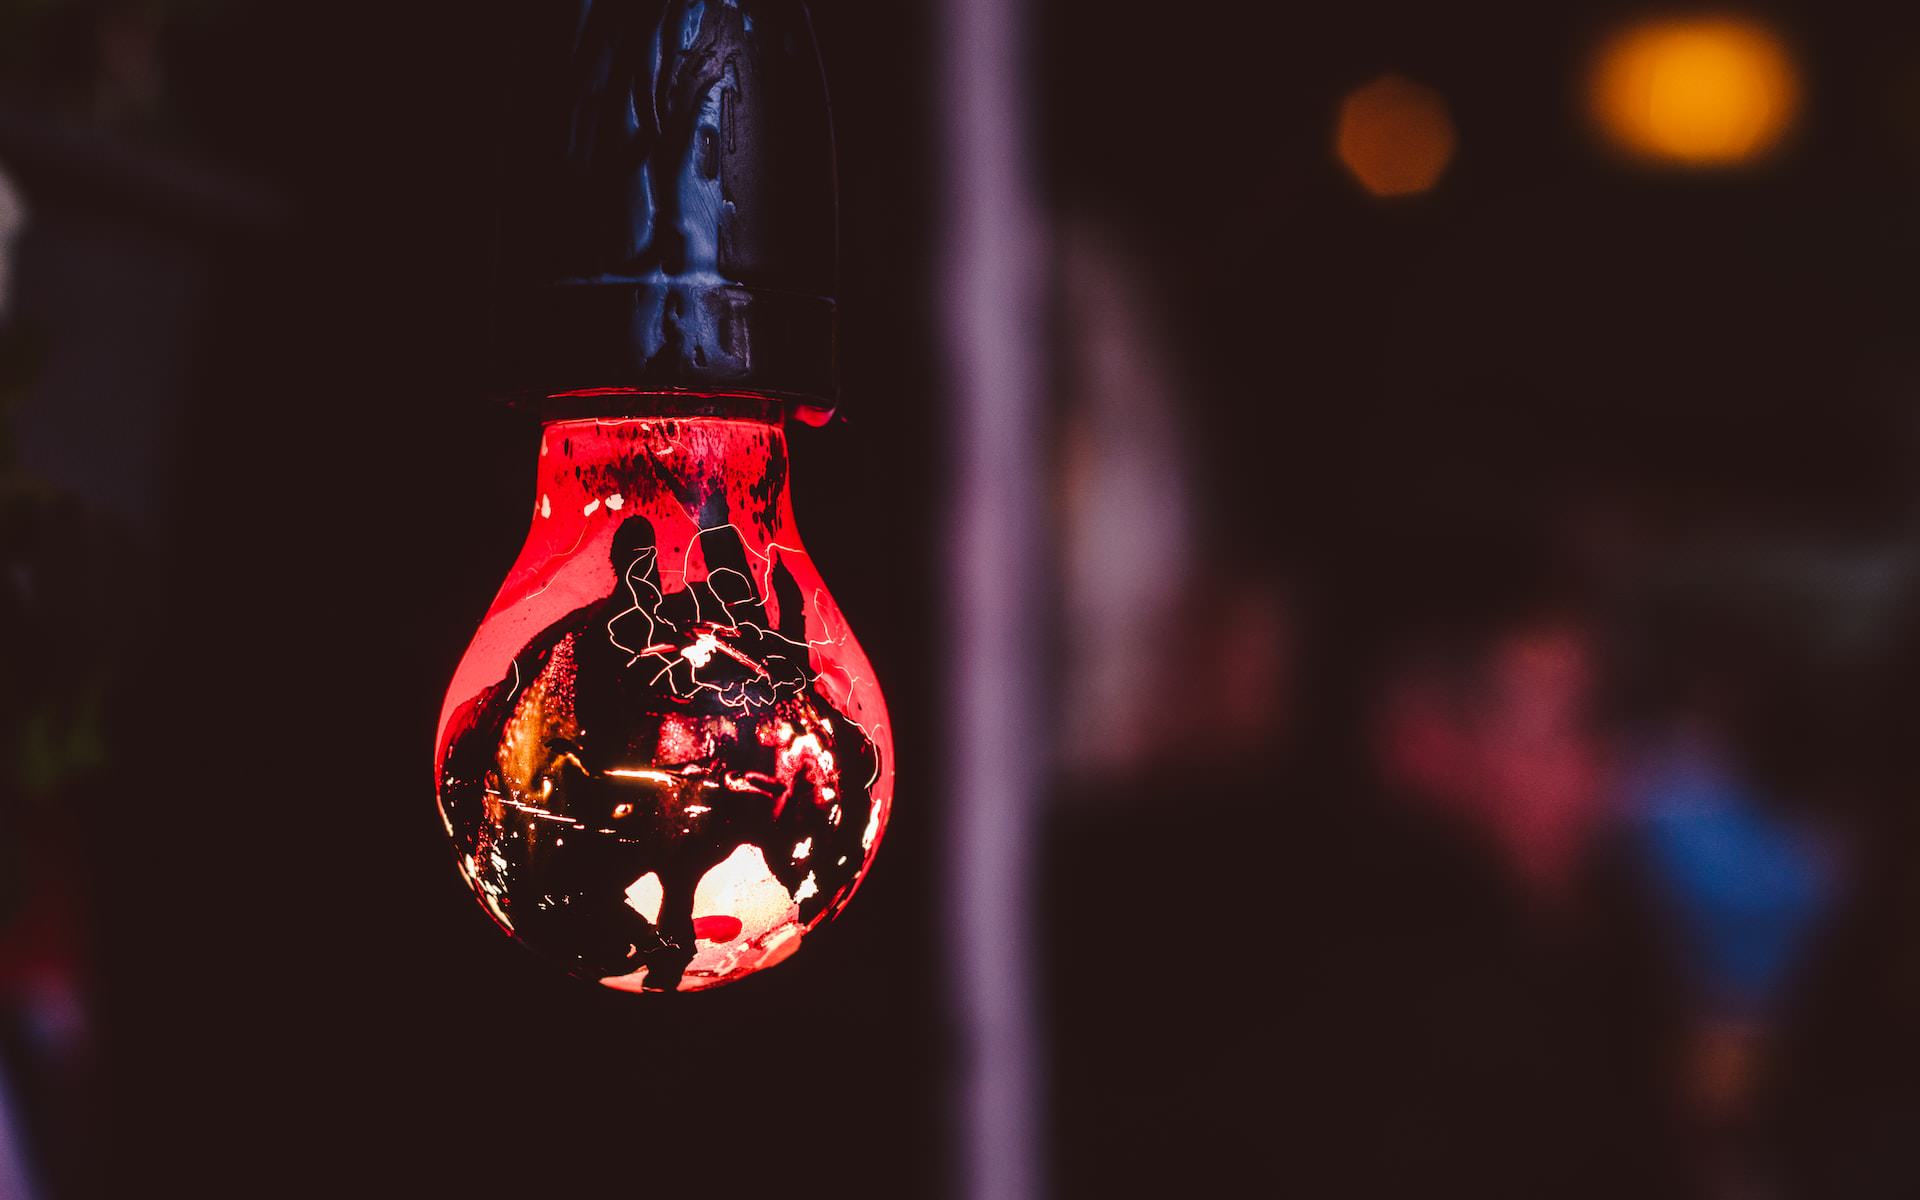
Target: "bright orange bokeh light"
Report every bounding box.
[1335,74,1458,198]
[1589,16,1800,166]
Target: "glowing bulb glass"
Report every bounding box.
[435,409,893,993]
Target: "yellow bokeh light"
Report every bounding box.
[1335,74,1458,198]
[1589,16,1800,166]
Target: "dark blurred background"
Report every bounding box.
[5,0,1920,1196]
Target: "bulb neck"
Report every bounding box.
[533,412,797,547]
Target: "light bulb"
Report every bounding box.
[435,407,890,990]
[435,404,892,992]
[456,0,874,989]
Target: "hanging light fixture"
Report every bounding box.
[434,0,893,994]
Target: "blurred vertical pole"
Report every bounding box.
[939,0,1047,1192]
[0,1068,35,1199]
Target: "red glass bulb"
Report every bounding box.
[435,409,893,993]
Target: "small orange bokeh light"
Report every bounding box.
[1588,16,1800,166]
[1335,74,1458,198]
